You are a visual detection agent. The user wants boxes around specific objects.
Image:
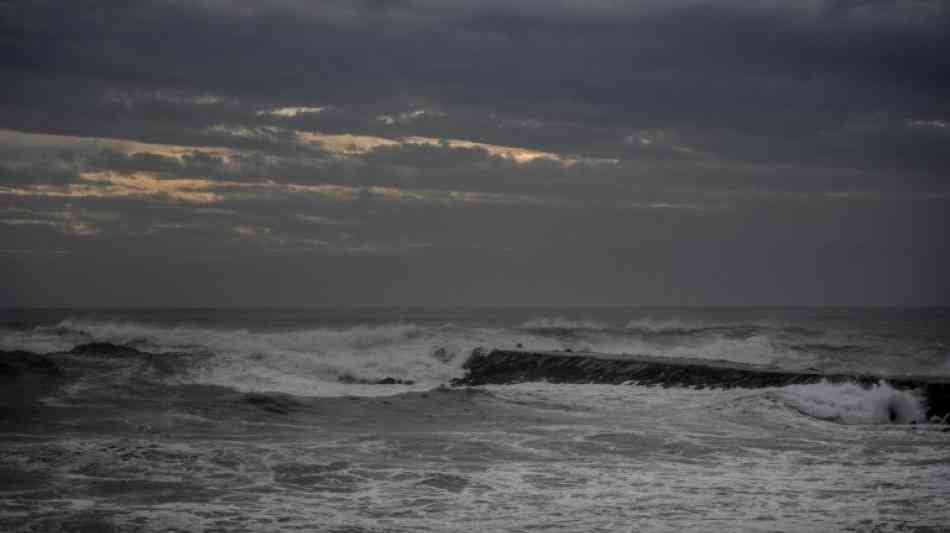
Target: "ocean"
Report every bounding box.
[1,307,949,531]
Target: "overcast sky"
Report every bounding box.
[1,0,948,306]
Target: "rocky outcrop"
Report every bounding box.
[452,349,950,420]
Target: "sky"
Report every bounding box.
[1,0,948,306]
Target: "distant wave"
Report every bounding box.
[788,343,869,354]
[623,317,709,333]
[520,316,747,333]
[518,317,609,331]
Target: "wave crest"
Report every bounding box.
[775,381,927,425]
[519,317,608,331]
[3,318,477,396]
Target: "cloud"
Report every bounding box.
[268,127,586,164]
[0,169,567,208]
[0,248,69,256]
[257,106,328,117]
[0,206,112,236]
[0,128,237,166]
[0,171,225,204]
[0,218,99,236]
[628,202,725,211]
[103,89,229,108]
[906,119,949,130]
[294,214,356,225]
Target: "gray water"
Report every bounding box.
[1,307,949,531]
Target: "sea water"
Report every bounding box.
[1,307,948,531]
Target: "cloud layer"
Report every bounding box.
[1,0,948,305]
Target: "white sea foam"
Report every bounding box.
[491,380,931,427]
[774,380,927,425]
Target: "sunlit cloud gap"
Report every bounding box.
[256,106,327,117]
[1,127,616,168]
[207,124,613,166]
[0,129,236,164]
[0,171,563,207]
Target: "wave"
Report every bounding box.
[1,318,564,396]
[519,317,826,344]
[512,321,814,368]
[623,317,712,333]
[48,319,477,395]
[773,381,927,425]
[569,334,813,368]
[520,316,758,334]
[518,317,609,331]
[0,318,827,391]
[3,315,944,397]
[489,381,935,427]
[788,343,869,354]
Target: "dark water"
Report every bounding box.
[2,308,949,531]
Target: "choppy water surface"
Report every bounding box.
[1,307,949,531]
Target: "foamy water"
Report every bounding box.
[2,308,948,397]
[2,308,949,531]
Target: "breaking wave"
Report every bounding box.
[773,381,927,425]
[2,319,495,396]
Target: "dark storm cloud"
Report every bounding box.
[5,1,948,134]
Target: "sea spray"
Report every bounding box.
[774,380,927,424]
